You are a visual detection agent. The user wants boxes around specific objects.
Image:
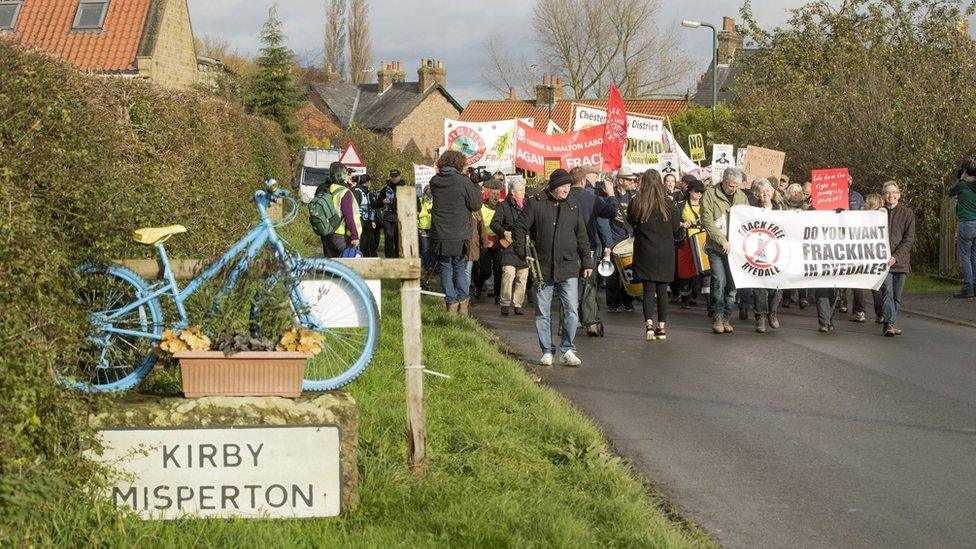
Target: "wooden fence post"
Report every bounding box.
[396,185,427,476]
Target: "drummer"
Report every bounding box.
[600,166,640,312]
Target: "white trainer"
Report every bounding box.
[559,350,582,367]
[539,353,553,366]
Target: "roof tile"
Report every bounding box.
[13,0,153,72]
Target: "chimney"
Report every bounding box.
[535,75,566,105]
[418,58,447,91]
[717,16,743,65]
[507,87,517,100]
[377,60,405,92]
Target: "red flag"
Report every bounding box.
[601,84,627,171]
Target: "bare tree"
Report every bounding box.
[529,0,692,98]
[324,0,347,78]
[347,0,373,84]
[480,36,537,98]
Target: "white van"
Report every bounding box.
[294,147,341,204]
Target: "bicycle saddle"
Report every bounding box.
[132,225,187,245]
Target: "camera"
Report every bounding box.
[467,166,493,184]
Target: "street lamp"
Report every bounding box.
[682,19,717,124]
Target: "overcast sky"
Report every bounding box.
[188,0,815,105]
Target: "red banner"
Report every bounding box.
[514,120,604,173]
[810,168,850,210]
[601,84,627,171]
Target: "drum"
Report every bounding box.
[611,238,644,298]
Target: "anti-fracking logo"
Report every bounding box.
[447,126,486,165]
[737,219,789,277]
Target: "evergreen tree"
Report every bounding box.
[246,5,302,148]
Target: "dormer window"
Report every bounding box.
[0,1,23,31]
[72,0,109,30]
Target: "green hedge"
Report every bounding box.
[0,42,292,534]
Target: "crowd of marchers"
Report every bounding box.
[307,151,976,369]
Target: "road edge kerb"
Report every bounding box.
[470,313,718,547]
[901,307,976,330]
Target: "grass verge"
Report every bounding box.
[7,287,713,547]
[905,273,960,294]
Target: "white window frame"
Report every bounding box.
[72,0,109,31]
[0,1,24,31]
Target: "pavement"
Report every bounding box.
[902,292,976,328]
[472,293,976,548]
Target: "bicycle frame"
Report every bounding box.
[99,190,309,341]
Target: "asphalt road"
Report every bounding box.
[474,295,976,548]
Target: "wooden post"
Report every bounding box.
[396,185,427,475]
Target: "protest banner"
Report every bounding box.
[413,163,436,190]
[514,120,604,173]
[728,206,890,291]
[688,134,706,162]
[711,144,734,183]
[573,105,662,170]
[443,118,531,173]
[810,168,851,211]
[743,146,786,188]
[659,153,680,179]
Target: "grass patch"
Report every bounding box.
[905,273,960,294]
[8,287,712,547]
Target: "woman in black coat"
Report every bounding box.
[627,169,682,341]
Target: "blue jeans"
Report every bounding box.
[958,220,976,290]
[535,278,579,354]
[707,249,736,320]
[881,272,907,325]
[438,255,470,305]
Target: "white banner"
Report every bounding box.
[728,206,891,290]
[413,163,436,190]
[443,118,532,173]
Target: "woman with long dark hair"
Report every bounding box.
[627,169,682,341]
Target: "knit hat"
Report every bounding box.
[548,168,574,190]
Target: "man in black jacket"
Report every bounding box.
[514,169,593,367]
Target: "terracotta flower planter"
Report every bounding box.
[174,351,308,398]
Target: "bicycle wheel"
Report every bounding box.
[289,259,379,391]
[65,264,164,392]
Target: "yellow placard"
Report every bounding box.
[543,158,562,180]
[689,134,706,162]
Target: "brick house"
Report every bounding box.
[1,0,200,90]
[460,75,689,131]
[304,59,463,159]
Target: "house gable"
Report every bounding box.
[136,0,197,89]
[393,90,462,159]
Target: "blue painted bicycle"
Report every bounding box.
[66,179,379,393]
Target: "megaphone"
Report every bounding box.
[597,258,615,277]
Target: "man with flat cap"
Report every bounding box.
[514,168,592,367]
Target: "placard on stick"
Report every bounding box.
[810,168,850,211]
[711,144,734,184]
[743,146,786,188]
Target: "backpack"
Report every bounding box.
[308,185,343,237]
